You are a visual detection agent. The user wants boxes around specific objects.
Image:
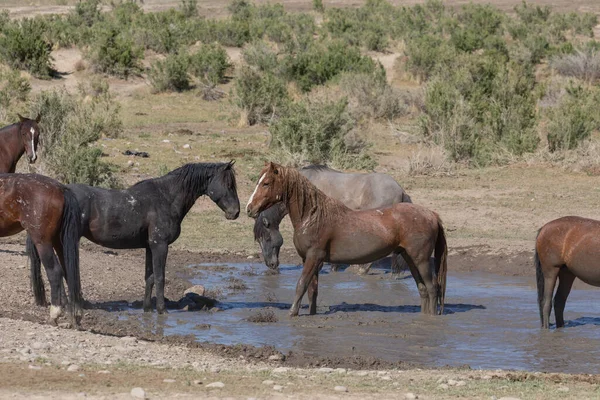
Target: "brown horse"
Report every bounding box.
[535,216,600,329]
[0,173,82,326]
[0,114,41,173]
[246,162,447,316]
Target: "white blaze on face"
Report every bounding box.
[246,173,265,212]
[29,127,36,161]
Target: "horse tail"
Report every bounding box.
[27,234,46,307]
[434,215,448,315]
[60,188,83,322]
[534,228,544,326]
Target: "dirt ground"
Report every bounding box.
[1,0,600,398]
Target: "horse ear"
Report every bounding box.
[17,114,25,123]
[227,159,235,168]
[35,113,41,123]
[262,217,270,228]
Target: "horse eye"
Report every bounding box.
[262,182,269,187]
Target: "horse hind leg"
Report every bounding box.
[554,267,576,328]
[36,243,64,325]
[400,249,431,314]
[307,274,319,315]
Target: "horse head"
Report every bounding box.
[246,162,285,218]
[17,113,41,164]
[207,160,240,220]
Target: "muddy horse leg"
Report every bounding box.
[416,258,438,315]
[554,267,576,328]
[36,242,64,325]
[401,249,430,314]
[290,250,324,317]
[143,247,154,312]
[541,266,560,329]
[307,274,319,315]
[151,243,169,314]
[54,245,70,307]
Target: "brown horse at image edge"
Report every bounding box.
[0,114,42,173]
[535,216,600,329]
[246,162,447,316]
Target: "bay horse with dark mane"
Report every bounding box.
[0,114,41,173]
[0,173,82,326]
[535,216,600,328]
[247,162,447,316]
[30,162,239,313]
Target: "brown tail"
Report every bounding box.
[434,216,448,315]
[534,229,544,326]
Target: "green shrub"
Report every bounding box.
[313,0,324,13]
[450,4,504,52]
[29,88,121,187]
[72,0,103,27]
[148,53,191,93]
[188,43,231,86]
[0,67,31,109]
[404,33,456,82]
[282,40,380,92]
[0,19,54,79]
[180,0,198,18]
[270,97,375,169]
[242,41,279,73]
[87,25,143,78]
[339,72,407,120]
[232,65,289,125]
[546,83,600,152]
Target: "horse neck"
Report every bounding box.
[282,169,344,230]
[158,169,211,219]
[0,125,24,173]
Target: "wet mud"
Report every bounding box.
[118,261,600,374]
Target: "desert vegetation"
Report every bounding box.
[0,0,599,177]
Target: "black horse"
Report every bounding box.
[29,162,240,313]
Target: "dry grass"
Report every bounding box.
[408,144,455,176]
[550,49,600,83]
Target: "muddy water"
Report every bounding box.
[124,263,600,373]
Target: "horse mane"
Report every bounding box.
[279,166,348,228]
[0,122,19,135]
[137,162,236,209]
[300,164,341,173]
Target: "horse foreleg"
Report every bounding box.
[290,251,324,317]
[37,243,64,325]
[554,267,576,328]
[151,243,169,314]
[307,274,319,315]
[143,247,154,312]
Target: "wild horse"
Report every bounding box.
[247,162,447,316]
[30,162,240,313]
[535,216,600,328]
[253,165,412,273]
[0,114,41,173]
[0,173,82,326]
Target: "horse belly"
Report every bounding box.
[328,232,395,265]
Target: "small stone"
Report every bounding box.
[183,144,191,149]
[448,379,458,386]
[377,371,389,376]
[127,160,134,166]
[246,255,254,259]
[268,354,285,361]
[67,364,80,372]
[184,285,206,296]
[162,139,170,143]
[130,387,146,399]
[97,370,111,374]
[273,367,290,373]
[439,384,449,390]
[318,367,334,373]
[28,365,41,370]
[272,385,284,391]
[335,368,347,374]
[380,375,392,381]
[206,382,225,388]
[405,393,417,400]
[262,380,275,385]
[192,380,202,385]
[558,387,569,392]
[163,379,176,383]
[355,371,369,377]
[334,386,348,392]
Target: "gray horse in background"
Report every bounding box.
[253,165,412,274]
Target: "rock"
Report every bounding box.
[67,364,80,372]
[162,139,170,143]
[262,380,275,385]
[335,368,347,374]
[558,387,569,392]
[355,371,369,377]
[127,160,134,167]
[97,370,111,374]
[130,387,146,399]
[268,354,285,361]
[272,367,290,373]
[405,393,417,400]
[318,367,334,373]
[246,255,254,259]
[163,379,176,383]
[28,365,41,370]
[334,386,348,392]
[206,382,225,388]
[380,375,392,381]
[183,144,191,149]
[273,385,284,391]
[448,379,458,386]
[439,384,449,390]
[377,371,389,376]
[184,285,206,296]
[192,380,202,385]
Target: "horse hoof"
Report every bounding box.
[289,310,299,317]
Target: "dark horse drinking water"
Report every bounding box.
[535,216,600,328]
[247,162,447,316]
[30,162,240,313]
[0,114,41,173]
[0,173,82,326]
[253,165,412,273]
